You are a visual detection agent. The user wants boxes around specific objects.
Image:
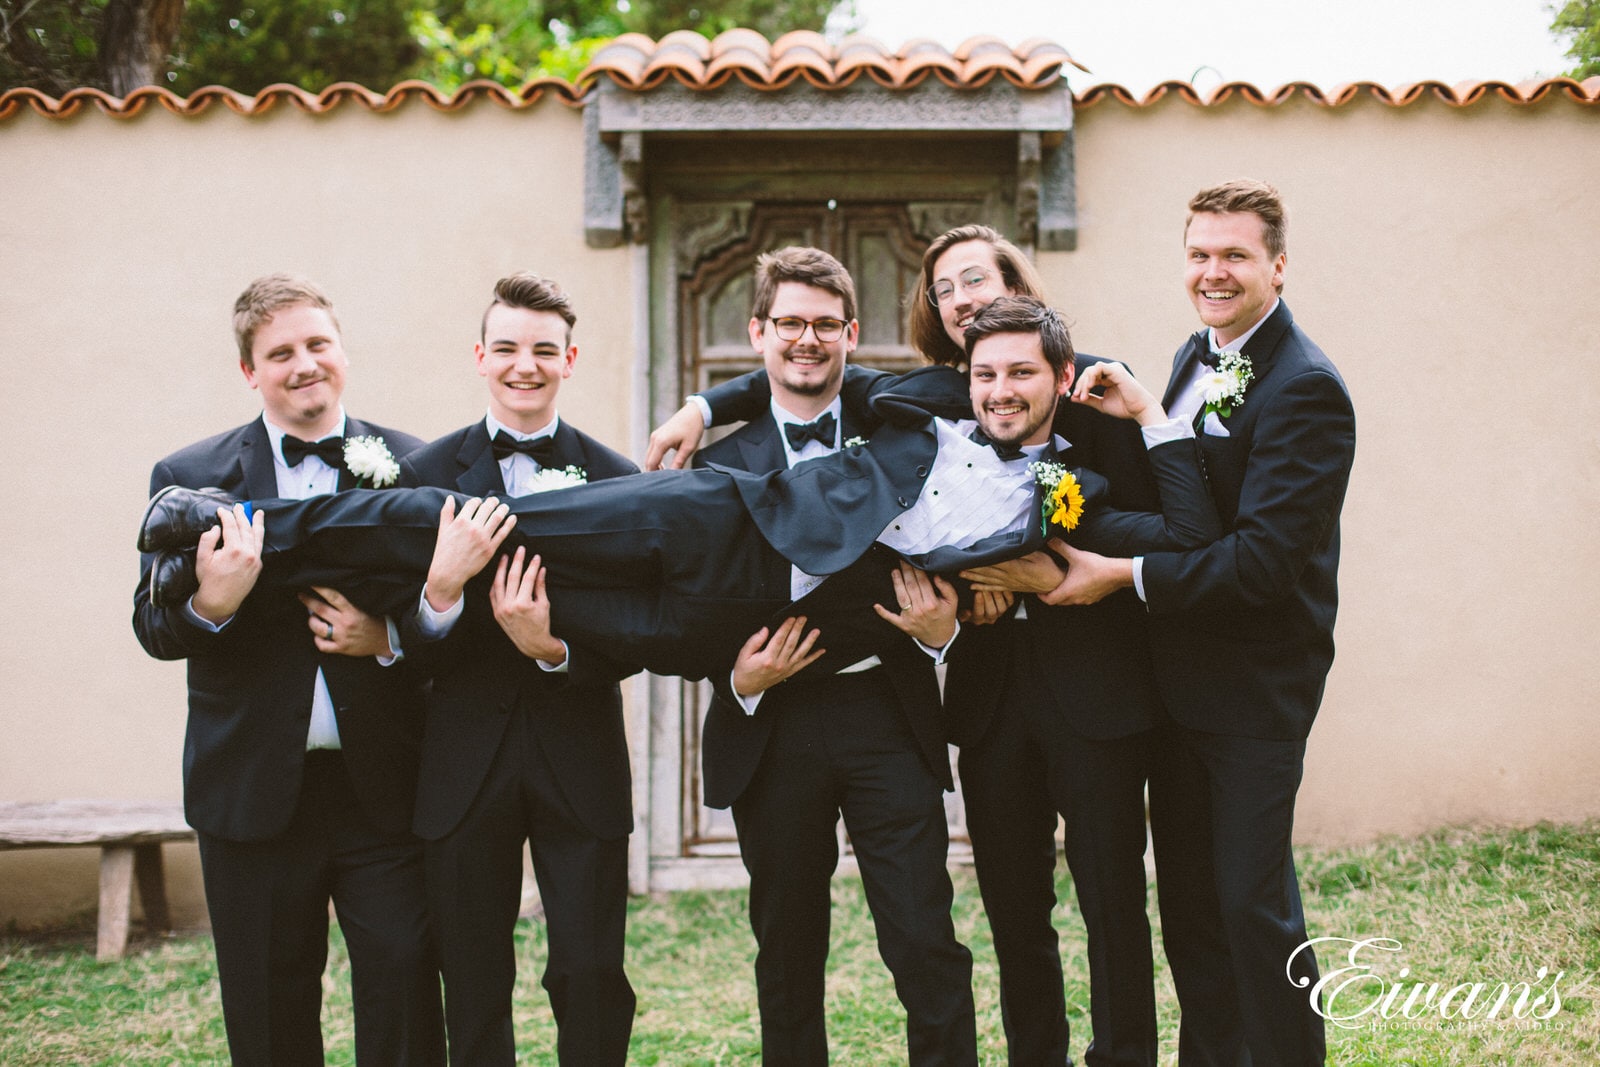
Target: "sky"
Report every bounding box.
[848,0,1577,94]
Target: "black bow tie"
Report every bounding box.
[281,434,344,468]
[968,427,1026,462]
[784,412,837,451]
[1193,335,1221,368]
[491,431,561,466]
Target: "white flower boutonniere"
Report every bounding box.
[1195,351,1254,423]
[343,435,400,488]
[842,435,868,449]
[523,465,588,493]
[1026,460,1085,536]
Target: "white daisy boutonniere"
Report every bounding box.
[1026,460,1085,536]
[842,435,868,449]
[1195,350,1254,423]
[523,465,588,493]
[343,435,401,488]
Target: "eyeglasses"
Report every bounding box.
[927,266,996,307]
[769,316,848,342]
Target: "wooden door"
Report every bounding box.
[645,184,1014,889]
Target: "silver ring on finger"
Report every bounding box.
[326,623,335,640]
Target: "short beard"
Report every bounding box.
[980,402,1054,448]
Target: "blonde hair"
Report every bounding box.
[233,273,338,367]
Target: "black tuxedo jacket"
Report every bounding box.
[396,420,640,841]
[701,359,1211,745]
[1144,300,1356,740]
[133,416,427,842]
[693,402,953,809]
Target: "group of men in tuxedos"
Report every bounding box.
[135,176,1354,1066]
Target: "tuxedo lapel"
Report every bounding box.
[549,422,591,472]
[240,418,280,499]
[1237,300,1292,380]
[1162,332,1209,411]
[735,415,786,474]
[455,424,505,496]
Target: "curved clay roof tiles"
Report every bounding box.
[3,30,1597,121]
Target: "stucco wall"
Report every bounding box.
[1049,91,1600,842]
[0,97,638,927]
[1,87,1595,927]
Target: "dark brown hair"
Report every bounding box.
[750,246,857,322]
[963,295,1074,378]
[483,271,577,341]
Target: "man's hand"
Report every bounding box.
[300,586,392,657]
[961,551,1066,596]
[424,495,515,611]
[644,402,706,471]
[874,563,958,649]
[960,590,1015,627]
[1041,543,1135,606]
[191,504,263,623]
[1071,361,1168,426]
[732,616,824,697]
[488,547,566,665]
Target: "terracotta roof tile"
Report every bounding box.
[3,30,1596,121]
[1074,75,1600,109]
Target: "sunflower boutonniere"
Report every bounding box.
[343,435,401,488]
[1195,350,1254,423]
[1026,460,1085,536]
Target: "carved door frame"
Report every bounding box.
[635,140,1023,892]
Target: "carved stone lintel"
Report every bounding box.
[598,80,1072,135]
[582,79,1079,250]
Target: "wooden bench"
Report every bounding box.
[0,799,195,960]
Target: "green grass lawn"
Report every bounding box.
[2,823,1596,1065]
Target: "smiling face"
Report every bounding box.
[240,302,348,438]
[930,239,1016,349]
[476,303,576,434]
[968,330,1071,449]
[1184,210,1286,347]
[749,281,856,417]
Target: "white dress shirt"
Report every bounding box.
[1130,299,1275,601]
[416,412,571,671]
[185,412,351,750]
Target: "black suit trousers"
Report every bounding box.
[1148,720,1324,1066]
[730,667,976,1067]
[424,708,634,1066]
[196,752,444,1067]
[249,476,789,679]
[958,633,1157,1067]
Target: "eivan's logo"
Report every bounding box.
[1290,937,1564,1030]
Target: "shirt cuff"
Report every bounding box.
[914,620,960,664]
[417,586,464,637]
[183,597,231,631]
[689,394,713,428]
[535,640,571,673]
[734,669,763,716]
[377,616,403,665]
[1132,557,1148,603]
[1141,416,1195,448]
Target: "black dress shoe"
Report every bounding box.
[137,485,239,552]
[148,549,199,608]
